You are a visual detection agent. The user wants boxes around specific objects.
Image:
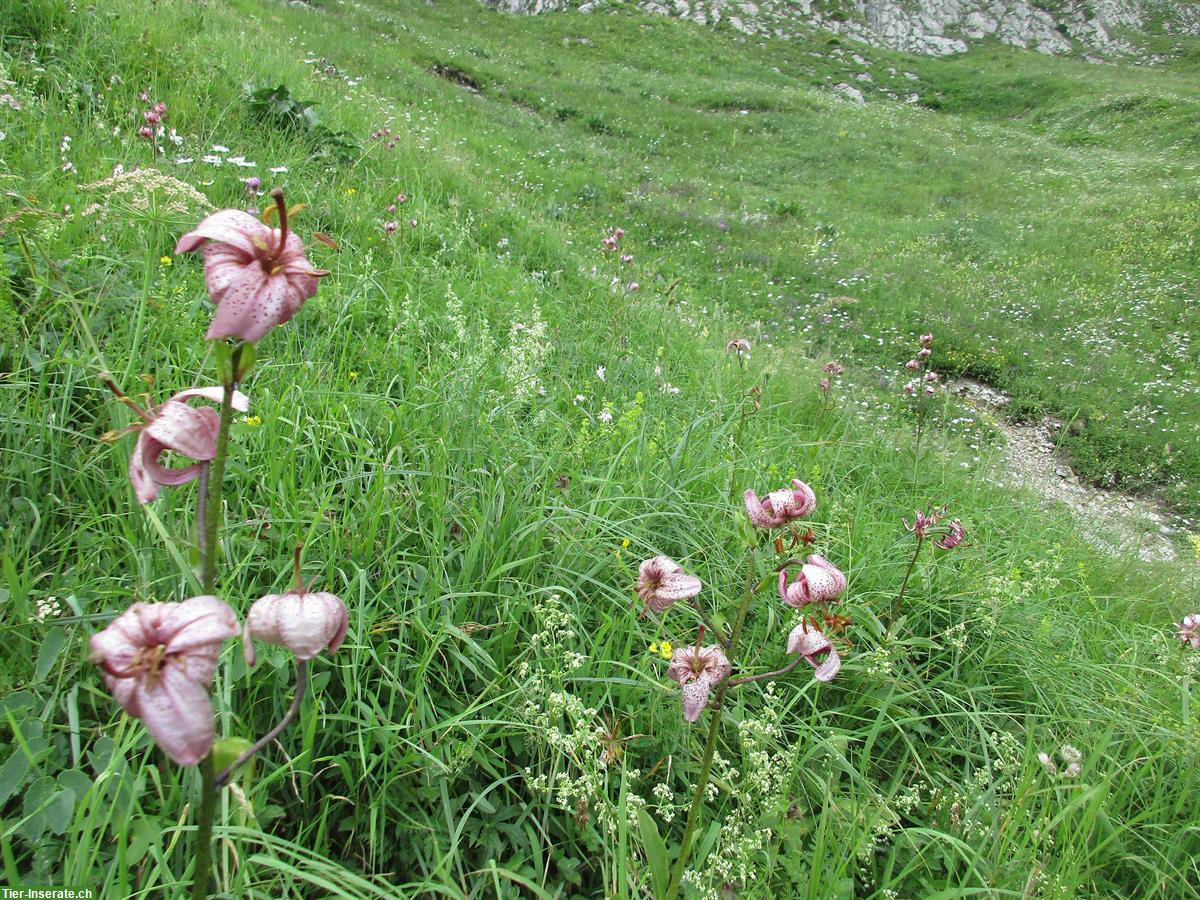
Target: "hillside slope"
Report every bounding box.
[0,0,1197,897]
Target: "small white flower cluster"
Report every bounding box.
[499,302,549,406]
[941,622,968,653]
[31,596,63,622]
[861,639,901,676]
[60,134,74,173]
[519,594,651,841]
[685,693,793,895]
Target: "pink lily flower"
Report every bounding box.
[667,644,731,722]
[243,590,348,665]
[119,385,250,503]
[725,338,751,355]
[89,595,239,765]
[175,189,328,343]
[743,479,817,529]
[1176,614,1200,649]
[786,621,841,681]
[934,518,965,550]
[904,508,944,539]
[779,555,847,608]
[636,556,702,614]
[919,333,933,347]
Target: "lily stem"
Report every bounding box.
[200,347,241,594]
[215,659,309,787]
[190,754,217,900]
[665,549,757,900]
[728,655,804,688]
[890,534,924,629]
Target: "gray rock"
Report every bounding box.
[483,0,1198,58]
[831,82,866,104]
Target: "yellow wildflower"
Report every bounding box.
[159,255,172,266]
[659,641,673,659]
[343,187,357,195]
[240,415,262,426]
[348,371,359,381]
[621,538,631,549]
[648,642,659,656]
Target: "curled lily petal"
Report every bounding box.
[636,556,702,614]
[786,622,840,682]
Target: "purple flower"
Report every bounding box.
[636,556,702,614]
[90,596,239,765]
[743,479,817,529]
[786,621,841,681]
[934,518,965,550]
[779,555,847,608]
[1176,614,1200,649]
[905,508,945,539]
[667,644,731,722]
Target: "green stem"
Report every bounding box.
[215,659,308,787]
[125,243,155,382]
[664,681,726,900]
[190,754,217,900]
[727,382,749,502]
[665,549,757,900]
[201,350,239,594]
[889,534,924,629]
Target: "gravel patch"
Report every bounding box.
[949,378,1181,563]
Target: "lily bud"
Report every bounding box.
[243,590,348,665]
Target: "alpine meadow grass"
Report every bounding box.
[1,0,1198,897]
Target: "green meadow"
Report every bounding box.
[1,0,1198,896]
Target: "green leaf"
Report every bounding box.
[0,749,31,805]
[636,808,669,899]
[34,625,68,681]
[234,341,256,381]
[44,788,75,835]
[213,340,233,382]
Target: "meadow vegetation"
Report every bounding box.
[1,0,1198,896]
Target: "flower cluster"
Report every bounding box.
[641,477,848,723]
[138,98,167,141]
[904,506,966,550]
[902,332,940,398]
[371,127,401,151]
[820,360,844,401]
[92,196,346,778]
[91,584,347,766]
[381,192,409,234]
[601,226,625,252]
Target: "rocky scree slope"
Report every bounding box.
[483,0,1200,57]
